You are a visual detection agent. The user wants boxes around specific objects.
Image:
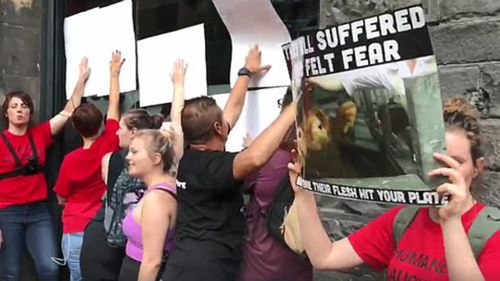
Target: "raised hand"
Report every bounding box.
[78,57,91,82]
[110,50,125,78]
[288,149,303,194]
[428,152,469,223]
[170,59,187,88]
[244,44,271,75]
[242,133,254,149]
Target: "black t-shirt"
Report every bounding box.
[174,148,245,247]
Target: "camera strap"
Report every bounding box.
[0,132,41,180]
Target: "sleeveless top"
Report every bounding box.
[122,182,177,262]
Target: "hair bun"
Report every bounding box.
[151,114,165,129]
[443,97,478,122]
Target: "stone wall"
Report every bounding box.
[315,0,500,280]
[0,0,43,123]
[0,1,49,280]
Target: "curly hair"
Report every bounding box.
[443,97,483,163]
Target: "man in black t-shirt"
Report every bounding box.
[163,45,298,281]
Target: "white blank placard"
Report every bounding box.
[137,24,207,107]
[64,0,137,99]
[212,0,291,88]
[64,8,102,98]
[97,0,137,96]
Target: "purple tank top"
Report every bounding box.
[122,182,177,262]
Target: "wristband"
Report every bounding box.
[237,67,252,77]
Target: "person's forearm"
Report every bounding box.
[107,73,120,120]
[223,75,250,128]
[442,218,484,281]
[295,191,335,269]
[171,84,184,129]
[63,78,86,113]
[138,262,161,281]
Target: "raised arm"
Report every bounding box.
[49,57,90,136]
[429,153,486,281]
[232,101,295,180]
[288,156,363,271]
[138,191,176,281]
[107,51,125,121]
[170,59,187,159]
[223,45,271,129]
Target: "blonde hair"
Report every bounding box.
[133,129,175,173]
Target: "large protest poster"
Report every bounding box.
[289,5,447,206]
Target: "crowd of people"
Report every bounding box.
[0,44,499,281]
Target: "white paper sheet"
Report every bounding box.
[64,1,137,99]
[212,0,291,88]
[97,0,137,96]
[64,8,102,98]
[137,24,207,107]
[212,87,287,152]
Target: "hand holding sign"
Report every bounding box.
[288,149,311,195]
[170,59,187,88]
[78,57,91,83]
[109,50,125,78]
[245,45,271,76]
[428,152,470,223]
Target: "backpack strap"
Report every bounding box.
[151,182,177,199]
[468,206,500,260]
[0,132,22,168]
[393,206,420,248]
[27,134,38,159]
[107,152,125,191]
[0,133,43,180]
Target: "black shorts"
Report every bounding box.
[80,220,125,281]
[119,255,166,281]
[162,239,242,281]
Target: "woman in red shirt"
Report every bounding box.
[289,97,500,281]
[53,51,123,281]
[0,58,89,281]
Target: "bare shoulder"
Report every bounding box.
[143,189,177,207]
[102,152,112,166]
[101,152,113,184]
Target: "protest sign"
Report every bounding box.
[288,5,447,206]
[64,0,137,98]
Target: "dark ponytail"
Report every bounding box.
[150,114,164,129]
[123,109,164,130]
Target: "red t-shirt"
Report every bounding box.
[348,203,500,281]
[0,122,53,209]
[54,119,119,233]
